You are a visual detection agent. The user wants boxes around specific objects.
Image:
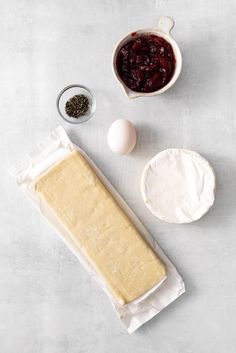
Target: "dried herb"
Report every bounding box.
[65,94,89,118]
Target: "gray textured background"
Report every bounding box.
[1,0,236,352]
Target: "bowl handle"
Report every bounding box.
[158,16,175,34]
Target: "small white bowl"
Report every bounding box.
[112,16,182,99]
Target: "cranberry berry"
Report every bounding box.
[116,34,175,93]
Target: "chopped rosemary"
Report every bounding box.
[65,94,89,118]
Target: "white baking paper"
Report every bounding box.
[10,126,185,333]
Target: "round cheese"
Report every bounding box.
[141,149,215,224]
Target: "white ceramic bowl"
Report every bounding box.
[112,16,182,99]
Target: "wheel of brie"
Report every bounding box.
[141,149,215,223]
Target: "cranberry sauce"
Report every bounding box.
[116,34,175,93]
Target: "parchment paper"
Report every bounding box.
[10,126,185,333]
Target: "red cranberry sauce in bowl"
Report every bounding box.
[116,34,176,93]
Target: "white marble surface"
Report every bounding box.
[1,0,236,352]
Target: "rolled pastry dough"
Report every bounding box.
[35,151,166,304]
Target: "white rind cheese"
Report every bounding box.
[141,149,215,224]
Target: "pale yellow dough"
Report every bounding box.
[35,151,166,304]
